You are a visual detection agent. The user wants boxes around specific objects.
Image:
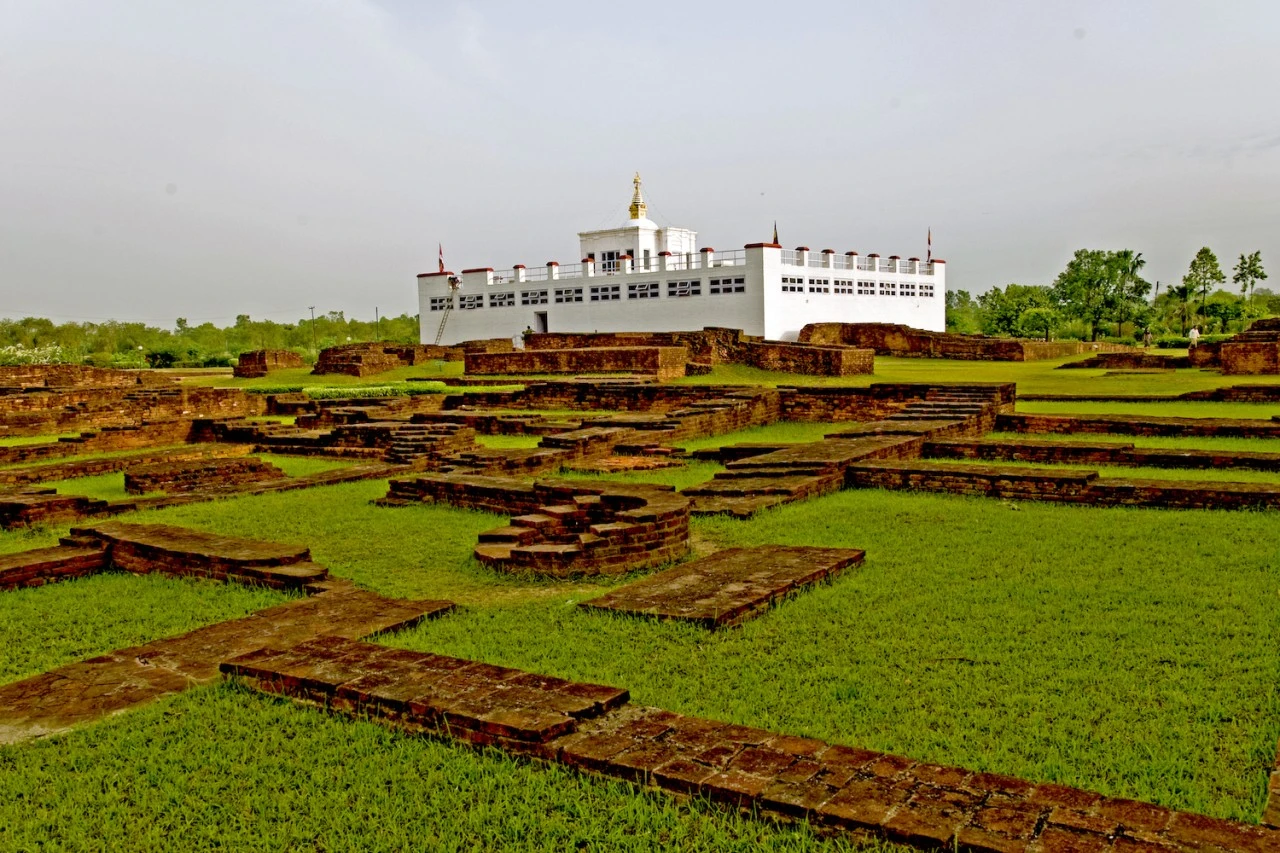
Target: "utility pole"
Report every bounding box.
[309,306,317,355]
[375,306,380,341]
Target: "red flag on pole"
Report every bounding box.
[438,244,445,273]
[927,228,932,264]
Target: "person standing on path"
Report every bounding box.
[1189,326,1200,348]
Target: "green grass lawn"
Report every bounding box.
[678,420,854,452]
[0,432,80,447]
[3,476,1275,823]
[558,460,725,492]
[0,444,189,473]
[0,682,891,852]
[474,434,544,449]
[0,573,288,684]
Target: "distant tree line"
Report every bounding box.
[0,312,421,368]
[947,247,1269,344]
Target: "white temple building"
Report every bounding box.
[418,175,945,346]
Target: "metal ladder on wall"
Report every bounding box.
[433,277,461,345]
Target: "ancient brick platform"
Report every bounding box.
[68,522,327,590]
[847,459,1280,510]
[998,412,1280,438]
[683,435,924,518]
[1057,352,1189,370]
[926,438,1280,472]
[0,544,107,591]
[798,322,1131,362]
[227,638,1280,853]
[579,546,864,628]
[222,635,628,749]
[0,444,251,489]
[381,474,690,578]
[0,489,113,529]
[466,346,690,381]
[233,349,305,378]
[0,582,452,744]
[124,456,286,494]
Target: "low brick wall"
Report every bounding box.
[799,323,1131,362]
[848,459,1280,510]
[124,457,286,495]
[0,365,169,389]
[925,439,1280,471]
[0,386,264,438]
[996,412,1280,438]
[523,328,742,363]
[465,347,689,381]
[0,420,199,466]
[0,545,108,590]
[1058,353,1189,370]
[1220,341,1280,374]
[312,342,506,376]
[780,383,1016,422]
[381,474,690,578]
[735,341,873,376]
[233,350,305,378]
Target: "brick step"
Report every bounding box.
[221,635,627,746]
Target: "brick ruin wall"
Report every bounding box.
[0,365,173,390]
[734,341,873,376]
[233,349,306,378]
[465,347,689,381]
[520,328,873,376]
[0,420,202,466]
[780,383,1016,422]
[799,323,1131,361]
[1220,342,1280,375]
[124,456,286,494]
[0,386,265,438]
[313,340,515,377]
[445,381,783,417]
[523,329,744,364]
[1058,353,1191,370]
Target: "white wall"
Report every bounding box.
[418,247,946,345]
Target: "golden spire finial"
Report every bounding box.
[628,172,647,220]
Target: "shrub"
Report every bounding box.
[0,344,77,366]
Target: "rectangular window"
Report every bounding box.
[520,289,548,305]
[428,296,451,312]
[920,284,935,297]
[459,295,483,310]
[590,284,620,301]
[899,282,917,297]
[489,292,516,308]
[708,277,744,294]
[878,282,896,296]
[600,251,619,273]
[554,287,583,303]
[667,279,702,298]
[834,279,854,294]
[628,281,659,299]
[857,280,876,295]
[643,249,651,270]
[807,277,830,294]
[781,276,804,293]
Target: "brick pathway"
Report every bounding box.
[579,546,864,628]
[0,581,452,744]
[226,636,1280,853]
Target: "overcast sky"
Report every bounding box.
[2,0,1278,326]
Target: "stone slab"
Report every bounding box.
[0,581,453,744]
[579,546,865,628]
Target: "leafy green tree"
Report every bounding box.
[1050,249,1151,341]
[944,290,982,334]
[977,284,1052,336]
[1184,247,1225,314]
[1233,251,1267,300]
[1018,306,1060,341]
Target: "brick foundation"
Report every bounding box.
[124,456,286,494]
[233,349,305,378]
[799,323,1131,361]
[466,347,690,380]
